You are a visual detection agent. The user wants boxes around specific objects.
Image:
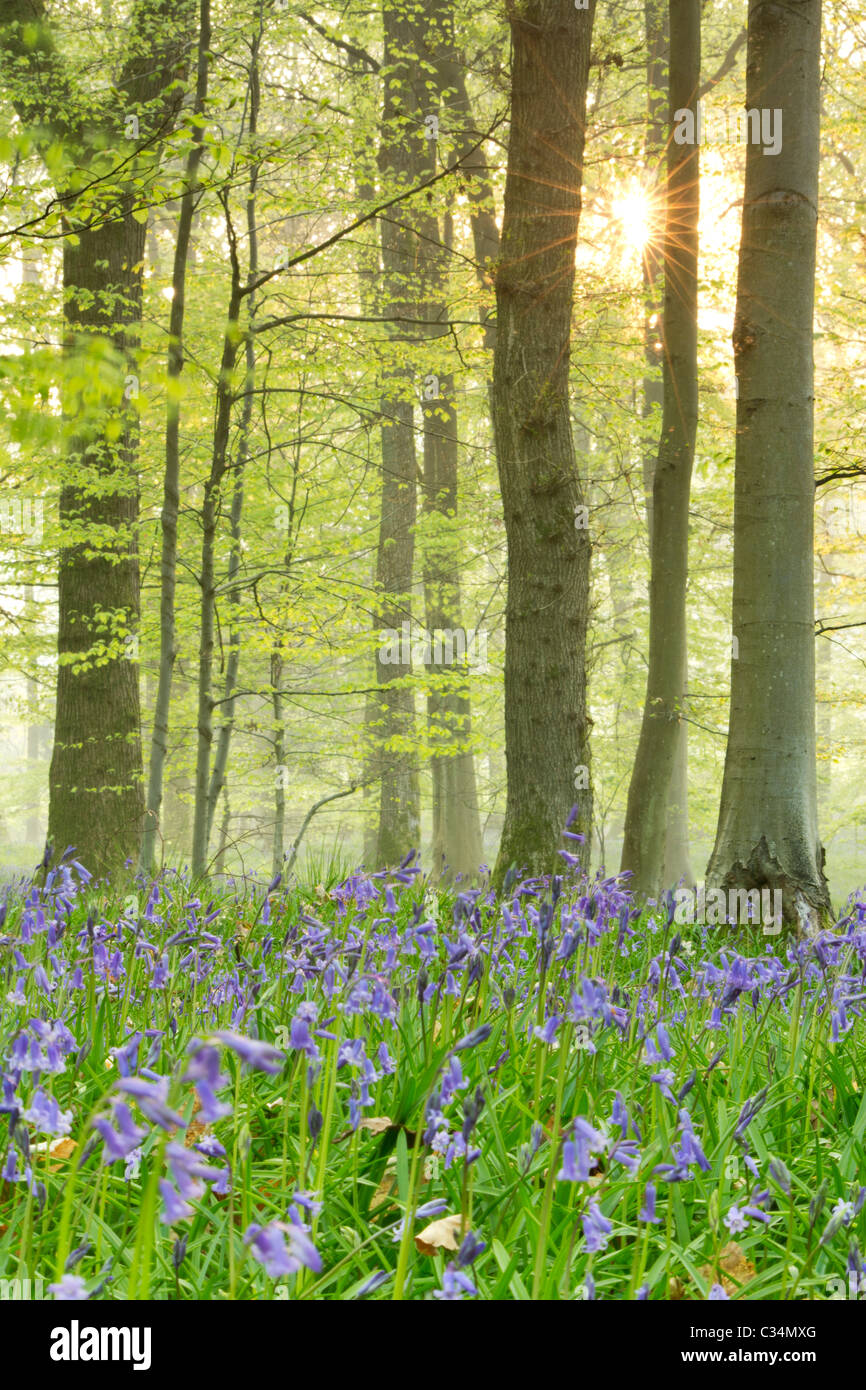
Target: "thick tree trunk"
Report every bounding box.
[620,0,700,901]
[0,0,195,875]
[706,0,829,925]
[491,0,596,884]
[49,217,147,873]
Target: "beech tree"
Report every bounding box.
[491,0,596,883]
[706,0,830,924]
[0,0,195,874]
[620,0,700,900]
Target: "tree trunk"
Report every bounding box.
[49,217,147,872]
[373,0,436,867]
[190,233,243,879]
[0,0,195,875]
[419,5,484,881]
[141,0,211,873]
[422,362,484,880]
[491,0,596,884]
[620,0,700,901]
[706,0,829,925]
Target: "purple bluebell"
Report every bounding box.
[582,1200,612,1253]
[214,1032,284,1074]
[49,1274,89,1301]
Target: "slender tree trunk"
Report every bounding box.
[620,0,700,901]
[141,0,211,873]
[422,358,484,880]
[491,0,596,884]
[190,216,243,879]
[706,0,829,925]
[207,35,260,845]
[271,645,286,880]
[419,5,484,880]
[373,0,435,867]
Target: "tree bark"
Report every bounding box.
[190,206,243,879]
[706,0,829,925]
[141,0,211,873]
[620,0,700,901]
[0,0,195,875]
[372,0,437,867]
[491,0,596,884]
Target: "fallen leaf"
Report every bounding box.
[30,1136,77,1169]
[699,1241,756,1296]
[359,1116,394,1135]
[370,1172,396,1211]
[415,1213,462,1256]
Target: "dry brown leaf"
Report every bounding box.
[30,1136,77,1169]
[370,1172,396,1211]
[185,1119,211,1147]
[699,1241,756,1296]
[359,1116,394,1135]
[667,1275,686,1300]
[415,1213,462,1256]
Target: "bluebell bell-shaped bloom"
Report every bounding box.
[22,1088,72,1136]
[451,1024,492,1054]
[639,1183,660,1224]
[49,1274,89,1301]
[159,1179,194,1224]
[434,1265,478,1300]
[93,1100,147,1163]
[582,1199,612,1253]
[244,1218,321,1278]
[215,1031,284,1074]
[115,1076,185,1132]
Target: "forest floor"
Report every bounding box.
[0,854,864,1301]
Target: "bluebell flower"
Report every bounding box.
[159,1178,194,1225]
[582,1200,612,1253]
[644,1023,673,1064]
[639,1183,660,1223]
[93,1100,147,1163]
[456,1230,486,1268]
[49,1274,89,1301]
[244,1218,321,1278]
[768,1157,792,1195]
[22,1089,72,1136]
[351,1269,392,1299]
[433,1265,478,1300]
[708,1283,729,1300]
[214,1032,284,1074]
[451,1024,492,1054]
[115,1077,185,1132]
[734,1086,768,1139]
